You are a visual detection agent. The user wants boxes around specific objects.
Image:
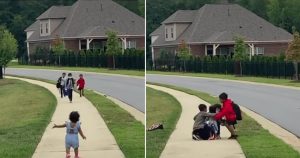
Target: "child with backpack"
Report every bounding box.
[214,92,238,139]
[57,72,67,98]
[66,73,75,103]
[76,74,85,97]
[53,111,86,158]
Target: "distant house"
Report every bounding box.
[25,0,144,57]
[150,4,292,61]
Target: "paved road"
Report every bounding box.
[147,74,300,137]
[6,68,145,112]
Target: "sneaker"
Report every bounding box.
[66,154,71,158]
[228,135,238,139]
[192,134,201,140]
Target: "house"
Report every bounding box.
[150,4,293,61]
[25,0,145,58]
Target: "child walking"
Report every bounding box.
[66,73,75,103]
[53,111,86,158]
[57,72,67,98]
[76,74,85,97]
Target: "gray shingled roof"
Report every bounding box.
[162,10,196,24]
[26,0,144,42]
[25,21,39,32]
[151,4,292,46]
[37,6,71,20]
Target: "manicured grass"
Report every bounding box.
[147,82,300,158]
[5,75,145,158]
[84,90,145,158]
[146,87,181,158]
[148,71,300,87]
[0,79,56,158]
[8,62,144,77]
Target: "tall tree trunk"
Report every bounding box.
[0,65,3,79]
[294,61,299,80]
[184,61,186,72]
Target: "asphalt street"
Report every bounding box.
[6,68,145,112]
[147,74,300,137]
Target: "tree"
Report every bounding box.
[286,31,300,80]
[51,35,64,55]
[51,35,65,66]
[106,31,121,69]
[267,0,281,26]
[138,0,145,17]
[233,36,248,76]
[178,40,191,72]
[0,26,18,79]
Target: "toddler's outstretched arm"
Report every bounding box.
[53,123,66,128]
[79,128,86,140]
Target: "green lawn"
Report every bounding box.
[85,90,145,158]
[8,62,144,77]
[0,79,56,158]
[146,87,181,158]
[147,82,300,158]
[148,71,300,87]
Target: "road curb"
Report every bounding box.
[8,67,144,79]
[92,90,145,125]
[240,105,300,153]
[147,73,300,90]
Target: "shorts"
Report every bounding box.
[65,135,79,149]
[226,120,237,125]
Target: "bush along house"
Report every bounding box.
[150,4,292,62]
[25,0,145,60]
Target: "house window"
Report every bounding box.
[40,23,43,34]
[46,23,49,34]
[165,28,168,39]
[255,47,264,55]
[127,41,137,49]
[171,27,174,38]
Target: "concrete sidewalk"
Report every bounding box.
[147,84,245,158]
[7,77,124,158]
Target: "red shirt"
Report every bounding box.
[214,99,236,122]
[76,78,85,89]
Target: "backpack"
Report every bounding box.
[56,77,62,88]
[232,102,242,121]
[66,78,75,89]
